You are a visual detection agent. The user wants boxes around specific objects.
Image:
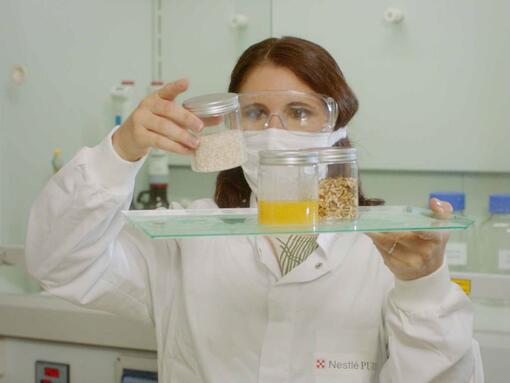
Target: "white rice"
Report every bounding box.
[191,129,247,172]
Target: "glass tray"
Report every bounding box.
[123,205,474,239]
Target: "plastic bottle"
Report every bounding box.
[51,148,64,174]
[147,80,164,95]
[110,80,135,126]
[429,192,469,272]
[134,80,170,209]
[479,194,510,275]
[148,80,169,207]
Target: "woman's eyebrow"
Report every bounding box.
[241,102,269,110]
[287,101,313,108]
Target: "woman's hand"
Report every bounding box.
[112,79,204,162]
[366,198,453,281]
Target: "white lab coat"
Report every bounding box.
[25,129,484,383]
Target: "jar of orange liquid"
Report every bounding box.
[258,150,319,225]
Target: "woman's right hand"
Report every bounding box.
[112,79,204,162]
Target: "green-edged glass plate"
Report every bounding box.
[122,205,474,239]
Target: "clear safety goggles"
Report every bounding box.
[238,90,339,133]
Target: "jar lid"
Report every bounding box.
[305,147,357,162]
[489,194,510,214]
[259,150,319,166]
[429,192,465,212]
[183,93,239,117]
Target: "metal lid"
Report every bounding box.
[303,147,357,163]
[183,93,239,117]
[259,149,319,166]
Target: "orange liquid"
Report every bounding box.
[258,200,318,225]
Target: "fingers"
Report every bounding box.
[368,230,441,246]
[368,234,417,272]
[143,130,194,155]
[430,198,453,219]
[147,97,203,132]
[137,112,200,150]
[366,232,400,248]
[368,233,431,280]
[157,79,189,101]
[367,231,444,258]
[380,249,416,270]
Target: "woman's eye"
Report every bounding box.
[289,107,311,120]
[244,108,267,121]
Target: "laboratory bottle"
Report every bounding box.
[147,80,164,94]
[479,194,510,275]
[51,147,64,174]
[315,147,358,221]
[111,80,135,126]
[429,192,469,272]
[258,149,319,225]
[183,93,246,172]
[136,149,170,210]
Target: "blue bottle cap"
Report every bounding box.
[489,194,510,214]
[429,192,465,212]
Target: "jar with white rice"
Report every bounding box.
[183,93,246,172]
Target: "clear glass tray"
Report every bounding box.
[123,205,474,239]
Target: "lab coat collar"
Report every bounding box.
[249,192,361,284]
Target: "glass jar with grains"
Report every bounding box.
[183,93,246,172]
[258,149,319,226]
[314,147,358,220]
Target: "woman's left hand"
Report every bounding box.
[366,198,453,281]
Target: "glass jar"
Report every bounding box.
[258,150,319,225]
[478,194,510,275]
[183,93,246,172]
[429,192,470,272]
[315,147,358,220]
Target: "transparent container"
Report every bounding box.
[478,194,510,275]
[183,93,246,172]
[315,147,359,220]
[258,150,319,225]
[429,192,470,272]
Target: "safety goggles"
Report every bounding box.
[238,90,338,133]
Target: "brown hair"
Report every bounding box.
[214,36,383,208]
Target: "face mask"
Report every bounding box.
[241,127,347,195]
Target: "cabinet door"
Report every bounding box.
[0,0,152,243]
[273,0,510,172]
[161,0,271,166]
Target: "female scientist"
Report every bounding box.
[26,37,483,382]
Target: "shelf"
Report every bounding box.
[123,205,474,239]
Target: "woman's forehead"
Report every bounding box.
[239,63,315,93]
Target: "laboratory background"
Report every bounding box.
[0,0,509,382]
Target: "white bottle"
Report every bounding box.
[110,80,135,126]
[146,80,168,184]
[479,194,510,275]
[147,80,164,95]
[430,192,469,272]
[51,147,64,174]
[147,80,170,204]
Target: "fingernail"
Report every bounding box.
[191,137,200,147]
[435,199,443,207]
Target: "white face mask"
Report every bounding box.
[241,127,348,195]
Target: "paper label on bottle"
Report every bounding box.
[498,250,510,270]
[445,242,467,266]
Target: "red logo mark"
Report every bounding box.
[316,359,326,369]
